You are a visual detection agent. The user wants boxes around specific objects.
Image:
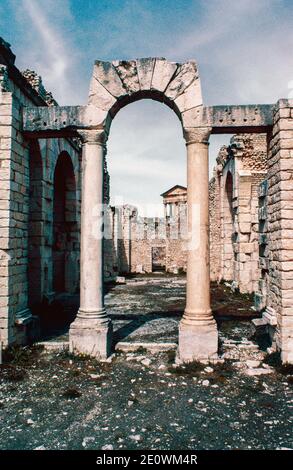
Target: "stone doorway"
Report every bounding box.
[152,246,166,272]
[52,152,79,294]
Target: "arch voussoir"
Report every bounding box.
[150,58,178,93]
[165,61,199,101]
[93,60,125,99]
[136,58,156,90]
[112,59,140,94]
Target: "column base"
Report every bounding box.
[178,321,218,363]
[69,313,112,360]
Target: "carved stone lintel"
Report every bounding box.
[183,127,212,145]
[78,129,108,146]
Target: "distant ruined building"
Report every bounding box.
[0,36,292,363]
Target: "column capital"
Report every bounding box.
[183,127,212,145]
[77,129,108,146]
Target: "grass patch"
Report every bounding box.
[259,400,276,409]
[168,361,205,377]
[3,344,44,366]
[62,388,82,399]
[0,366,27,382]
[263,351,293,375]
[166,350,176,364]
[136,346,148,355]
[208,362,234,384]
[278,363,293,376]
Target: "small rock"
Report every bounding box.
[141,358,151,367]
[27,419,34,425]
[129,434,142,442]
[34,446,46,450]
[90,374,100,379]
[246,360,261,368]
[245,368,273,376]
[202,380,210,386]
[128,400,134,407]
[158,364,166,370]
[204,366,214,373]
[101,444,113,450]
[188,398,194,403]
[82,437,95,448]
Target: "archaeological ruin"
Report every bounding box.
[0,36,293,364]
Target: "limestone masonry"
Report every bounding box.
[0,37,292,363]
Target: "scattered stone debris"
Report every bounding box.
[0,279,292,450]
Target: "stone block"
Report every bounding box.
[151,59,178,93]
[87,76,116,111]
[136,58,155,90]
[165,61,198,100]
[70,318,113,359]
[112,60,140,94]
[174,81,202,113]
[93,61,125,98]
[178,322,218,362]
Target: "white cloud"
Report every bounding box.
[16,0,80,104]
[6,0,293,210]
[165,0,293,105]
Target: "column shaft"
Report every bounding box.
[70,130,112,359]
[79,138,106,318]
[179,128,218,362]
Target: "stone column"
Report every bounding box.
[163,203,167,219]
[178,128,218,362]
[70,129,112,359]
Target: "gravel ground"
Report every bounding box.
[0,277,292,450]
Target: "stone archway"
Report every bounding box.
[23,59,286,362]
[69,59,218,361]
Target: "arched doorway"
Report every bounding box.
[28,140,43,309]
[223,171,234,281]
[52,152,78,294]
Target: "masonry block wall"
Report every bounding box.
[0,40,81,346]
[255,179,269,311]
[209,171,221,282]
[209,133,268,293]
[265,99,293,362]
[105,205,188,275]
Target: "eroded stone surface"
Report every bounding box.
[151,59,178,93]
[136,58,155,90]
[93,60,126,98]
[112,60,140,94]
[88,76,116,110]
[165,61,198,100]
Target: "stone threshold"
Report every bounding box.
[37,340,178,354]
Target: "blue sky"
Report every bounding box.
[1,0,293,209]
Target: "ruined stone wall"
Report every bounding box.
[264,100,293,362]
[104,207,118,280]
[209,173,221,281]
[255,179,269,311]
[0,44,81,346]
[108,206,187,275]
[211,134,268,293]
